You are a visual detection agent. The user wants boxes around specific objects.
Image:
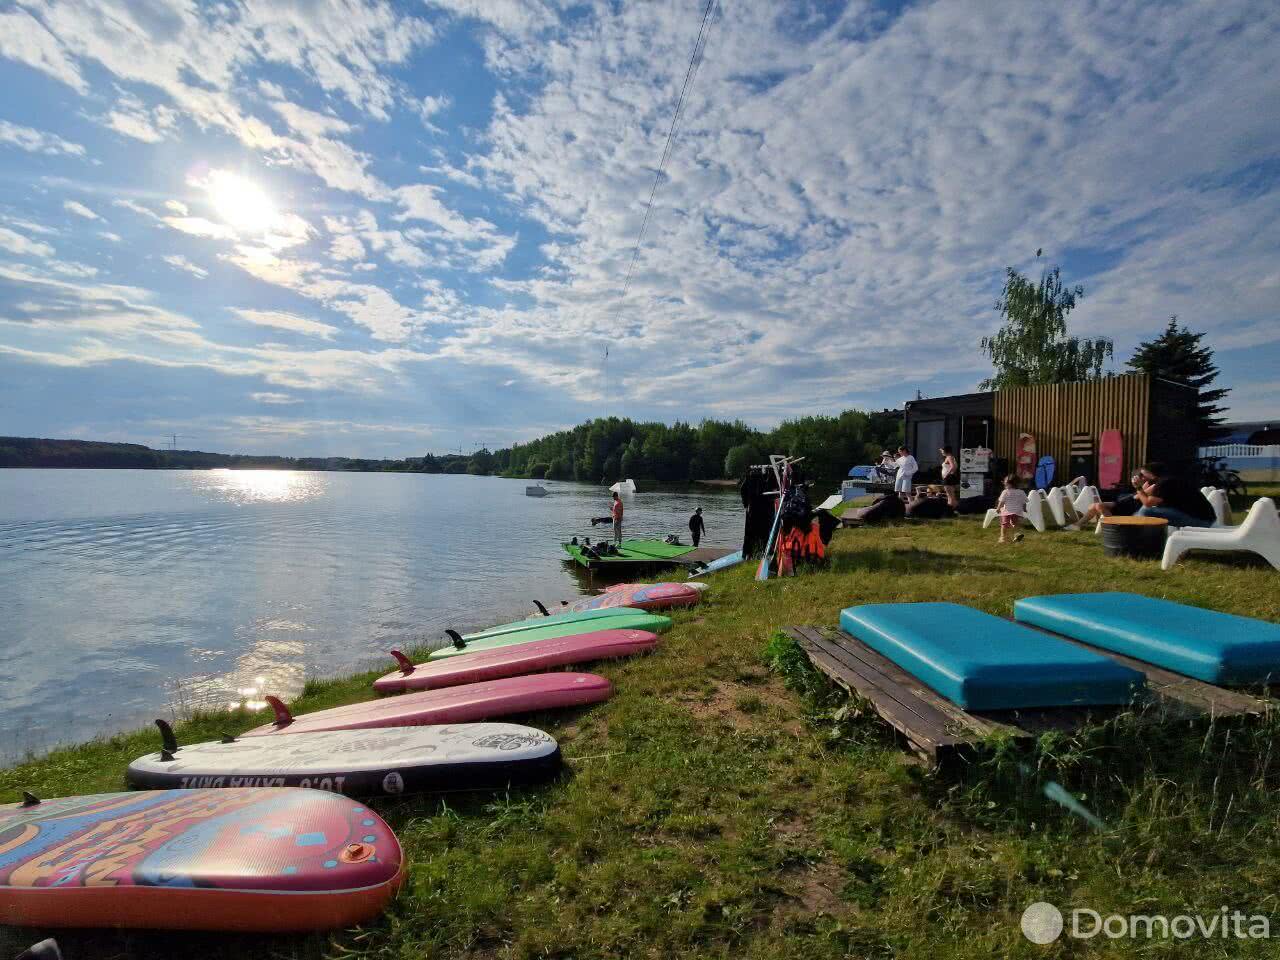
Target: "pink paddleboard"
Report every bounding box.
[1098,429,1124,489]
[244,673,612,736]
[568,582,700,612]
[374,629,658,693]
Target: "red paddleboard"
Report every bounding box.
[244,673,612,736]
[374,629,658,693]
[1098,429,1124,489]
[568,582,699,612]
[1015,433,1037,481]
[0,788,401,931]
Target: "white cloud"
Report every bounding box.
[99,231,122,243]
[103,92,178,143]
[163,254,209,279]
[0,9,86,93]
[233,308,339,340]
[111,199,160,220]
[250,391,300,404]
[0,119,85,156]
[162,216,238,241]
[0,226,55,259]
[62,200,100,220]
[329,233,366,261]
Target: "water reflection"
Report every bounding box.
[191,468,326,504]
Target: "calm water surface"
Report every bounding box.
[0,470,742,760]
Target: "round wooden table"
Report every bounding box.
[1101,515,1168,559]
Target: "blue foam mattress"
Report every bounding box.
[838,602,1145,711]
[1014,592,1280,685]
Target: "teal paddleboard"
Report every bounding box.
[430,610,671,660]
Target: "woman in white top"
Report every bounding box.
[893,446,918,500]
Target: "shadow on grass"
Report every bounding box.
[827,547,1014,576]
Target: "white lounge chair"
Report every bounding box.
[1045,487,1082,527]
[1073,485,1100,515]
[982,508,999,529]
[1162,498,1280,571]
[1025,489,1049,532]
[1204,488,1232,527]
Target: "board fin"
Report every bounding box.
[445,629,467,650]
[390,649,415,674]
[16,940,62,960]
[155,718,180,754]
[265,695,293,728]
[220,732,237,744]
[532,600,550,617]
[21,791,40,807]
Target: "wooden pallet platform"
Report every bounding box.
[785,625,1270,766]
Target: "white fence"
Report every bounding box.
[1199,444,1280,459]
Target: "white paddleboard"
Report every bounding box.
[127,723,560,797]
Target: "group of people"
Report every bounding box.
[993,460,1214,544]
[596,491,708,548]
[879,445,962,510]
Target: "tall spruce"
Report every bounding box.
[979,252,1113,390]
[1126,317,1229,443]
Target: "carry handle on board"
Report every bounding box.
[390,649,416,674]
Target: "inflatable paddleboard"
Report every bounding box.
[566,582,699,612]
[1034,455,1056,490]
[431,611,670,660]
[0,788,401,931]
[128,721,560,796]
[375,630,659,693]
[1098,429,1124,489]
[244,673,612,736]
[1015,433,1037,481]
[688,549,744,578]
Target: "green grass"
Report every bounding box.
[3,502,1280,959]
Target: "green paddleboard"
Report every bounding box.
[430,610,672,660]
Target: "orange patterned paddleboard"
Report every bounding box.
[0,788,402,931]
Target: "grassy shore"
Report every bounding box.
[3,490,1279,959]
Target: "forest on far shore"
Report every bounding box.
[0,408,903,484]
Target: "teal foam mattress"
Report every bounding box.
[1014,592,1280,685]
[838,602,1145,711]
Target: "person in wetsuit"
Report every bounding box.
[688,507,706,547]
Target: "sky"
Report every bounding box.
[0,0,1277,458]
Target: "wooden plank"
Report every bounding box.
[787,627,965,760]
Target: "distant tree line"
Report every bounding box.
[473,410,903,484]
[1,408,903,483]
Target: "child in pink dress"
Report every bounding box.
[995,474,1027,544]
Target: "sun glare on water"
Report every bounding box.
[205,169,278,234]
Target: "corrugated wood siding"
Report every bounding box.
[993,374,1152,481]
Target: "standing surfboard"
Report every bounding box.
[1034,455,1056,490]
[1069,431,1095,484]
[243,673,612,736]
[1015,433,1037,481]
[0,788,401,931]
[1098,430,1124,490]
[376,630,659,693]
[128,722,561,796]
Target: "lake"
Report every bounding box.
[0,469,743,761]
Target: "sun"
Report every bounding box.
[205,169,278,234]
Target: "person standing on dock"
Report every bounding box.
[688,507,706,547]
[611,491,624,545]
[893,446,918,501]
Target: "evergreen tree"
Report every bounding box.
[1126,317,1230,442]
[980,253,1112,389]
